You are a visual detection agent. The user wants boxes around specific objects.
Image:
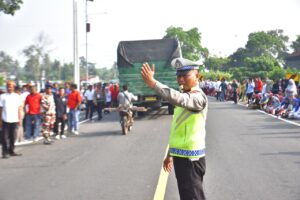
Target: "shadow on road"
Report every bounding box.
[136,107,170,120]
[261,151,300,156]
[242,131,300,136]
[260,124,300,129]
[76,130,122,138]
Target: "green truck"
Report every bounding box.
[117,38,182,115]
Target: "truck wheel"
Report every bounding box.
[168,104,174,115]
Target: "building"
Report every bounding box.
[285,50,300,70]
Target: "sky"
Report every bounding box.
[0,0,300,69]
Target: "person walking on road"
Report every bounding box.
[141,58,208,200]
[0,81,23,159]
[67,83,82,135]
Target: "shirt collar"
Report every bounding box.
[183,85,200,93]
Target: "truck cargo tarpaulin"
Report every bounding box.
[117,38,181,68]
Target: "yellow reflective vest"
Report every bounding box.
[169,104,207,159]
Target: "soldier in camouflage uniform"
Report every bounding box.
[41,85,56,145]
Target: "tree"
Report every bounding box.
[79,56,97,80]
[96,63,118,82]
[226,29,290,76]
[244,55,280,72]
[61,63,74,82]
[22,33,52,81]
[0,0,23,15]
[164,26,209,61]
[204,56,229,71]
[0,51,20,77]
[201,70,232,81]
[0,76,4,86]
[227,48,248,68]
[245,29,289,61]
[291,35,300,51]
[268,67,285,81]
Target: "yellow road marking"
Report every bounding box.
[153,145,170,200]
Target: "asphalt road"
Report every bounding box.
[0,98,300,200]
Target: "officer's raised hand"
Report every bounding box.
[141,63,156,88]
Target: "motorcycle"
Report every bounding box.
[119,109,134,135]
[104,106,147,135]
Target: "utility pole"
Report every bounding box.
[85,0,88,82]
[86,0,93,82]
[73,0,79,87]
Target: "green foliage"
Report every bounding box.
[291,35,300,51]
[226,29,290,81]
[96,62,118,81]
[0,76,4,86]
[0,0,23,15]
[79,56,97,80]
[0,51,20,77]
[204,56,229,71]
[245,30,288,60]
[268,67,285,81]
[244,55,280,72]
[164,26,208,61]
[285,67,299,74]
[227,48,247,68]
[61,63,74,82]
[201,70,232,81]
[229,67,249,82]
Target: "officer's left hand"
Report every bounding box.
[141,63,156,88]
[163,155,173,173]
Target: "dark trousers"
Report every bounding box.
[233,91,238,104]
[173,157,206,200]
[246,93,253,104]
[54,117,66,135]
[216,91,221,100]
[85,100,94,119]
[1,121,17,156]
[96,101,103,119]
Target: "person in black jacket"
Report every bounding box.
[272,79,280,94]
[54,87,68,139]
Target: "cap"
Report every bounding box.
[45,84,52,89]
[171,58,200,76]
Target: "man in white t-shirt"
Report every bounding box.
[117,85,138,109]
[0,81,23,159]
[84,85,95,120]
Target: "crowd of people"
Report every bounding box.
[200,76,300,120]
[0,80,120,159]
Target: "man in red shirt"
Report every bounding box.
[254,77,263,94]
[109,83,119,107]
[24,85,42,141]
[67,83,82,135]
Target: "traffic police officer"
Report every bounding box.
[141,58,208,200]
